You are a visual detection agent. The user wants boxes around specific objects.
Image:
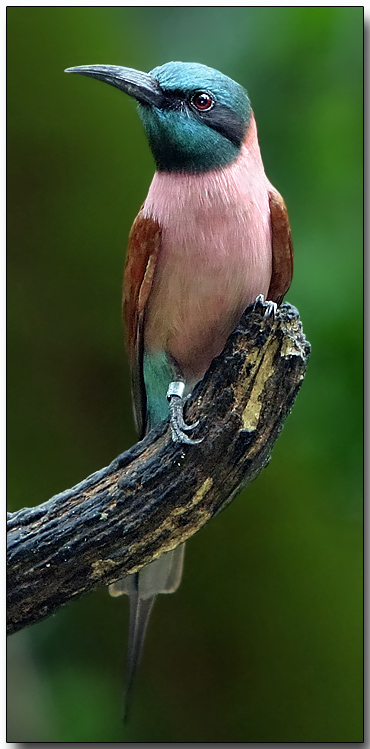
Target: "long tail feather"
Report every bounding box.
[109,544,186,720]
[123,589,155,722]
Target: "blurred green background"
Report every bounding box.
[7,6,363,743]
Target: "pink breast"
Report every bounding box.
[142,121,273,382]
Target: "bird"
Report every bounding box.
[65,60,293,718]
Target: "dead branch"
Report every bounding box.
[7,299,310,635]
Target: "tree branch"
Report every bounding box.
[7,300,310,635]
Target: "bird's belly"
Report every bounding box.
[144,208,272,382]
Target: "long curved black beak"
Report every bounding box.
[65,65,164,107]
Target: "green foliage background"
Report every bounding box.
[7,7,363,742]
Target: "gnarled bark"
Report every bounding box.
[7,299,310,635]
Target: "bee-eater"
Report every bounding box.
[65,61,293,716]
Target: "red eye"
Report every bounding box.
[191,92,214,111]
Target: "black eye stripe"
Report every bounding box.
[192,102,247,147]
[155,87,248,147]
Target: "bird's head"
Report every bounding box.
[65,61,251,173]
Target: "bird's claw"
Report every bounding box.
[253,294,277,319]
[253,293,265,310]
[167,382,202,445]
[264,301,277,319]
[178,413,200,431]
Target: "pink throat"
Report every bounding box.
[142,116,267,226]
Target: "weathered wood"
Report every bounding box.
[7,299,310,635]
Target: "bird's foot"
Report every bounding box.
[167,382,202,445]
[253,294,277,319]
[253,293,265,310]
[264,301,277,319]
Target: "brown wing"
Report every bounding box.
[267,190,294,305]
[123,210,162,437]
